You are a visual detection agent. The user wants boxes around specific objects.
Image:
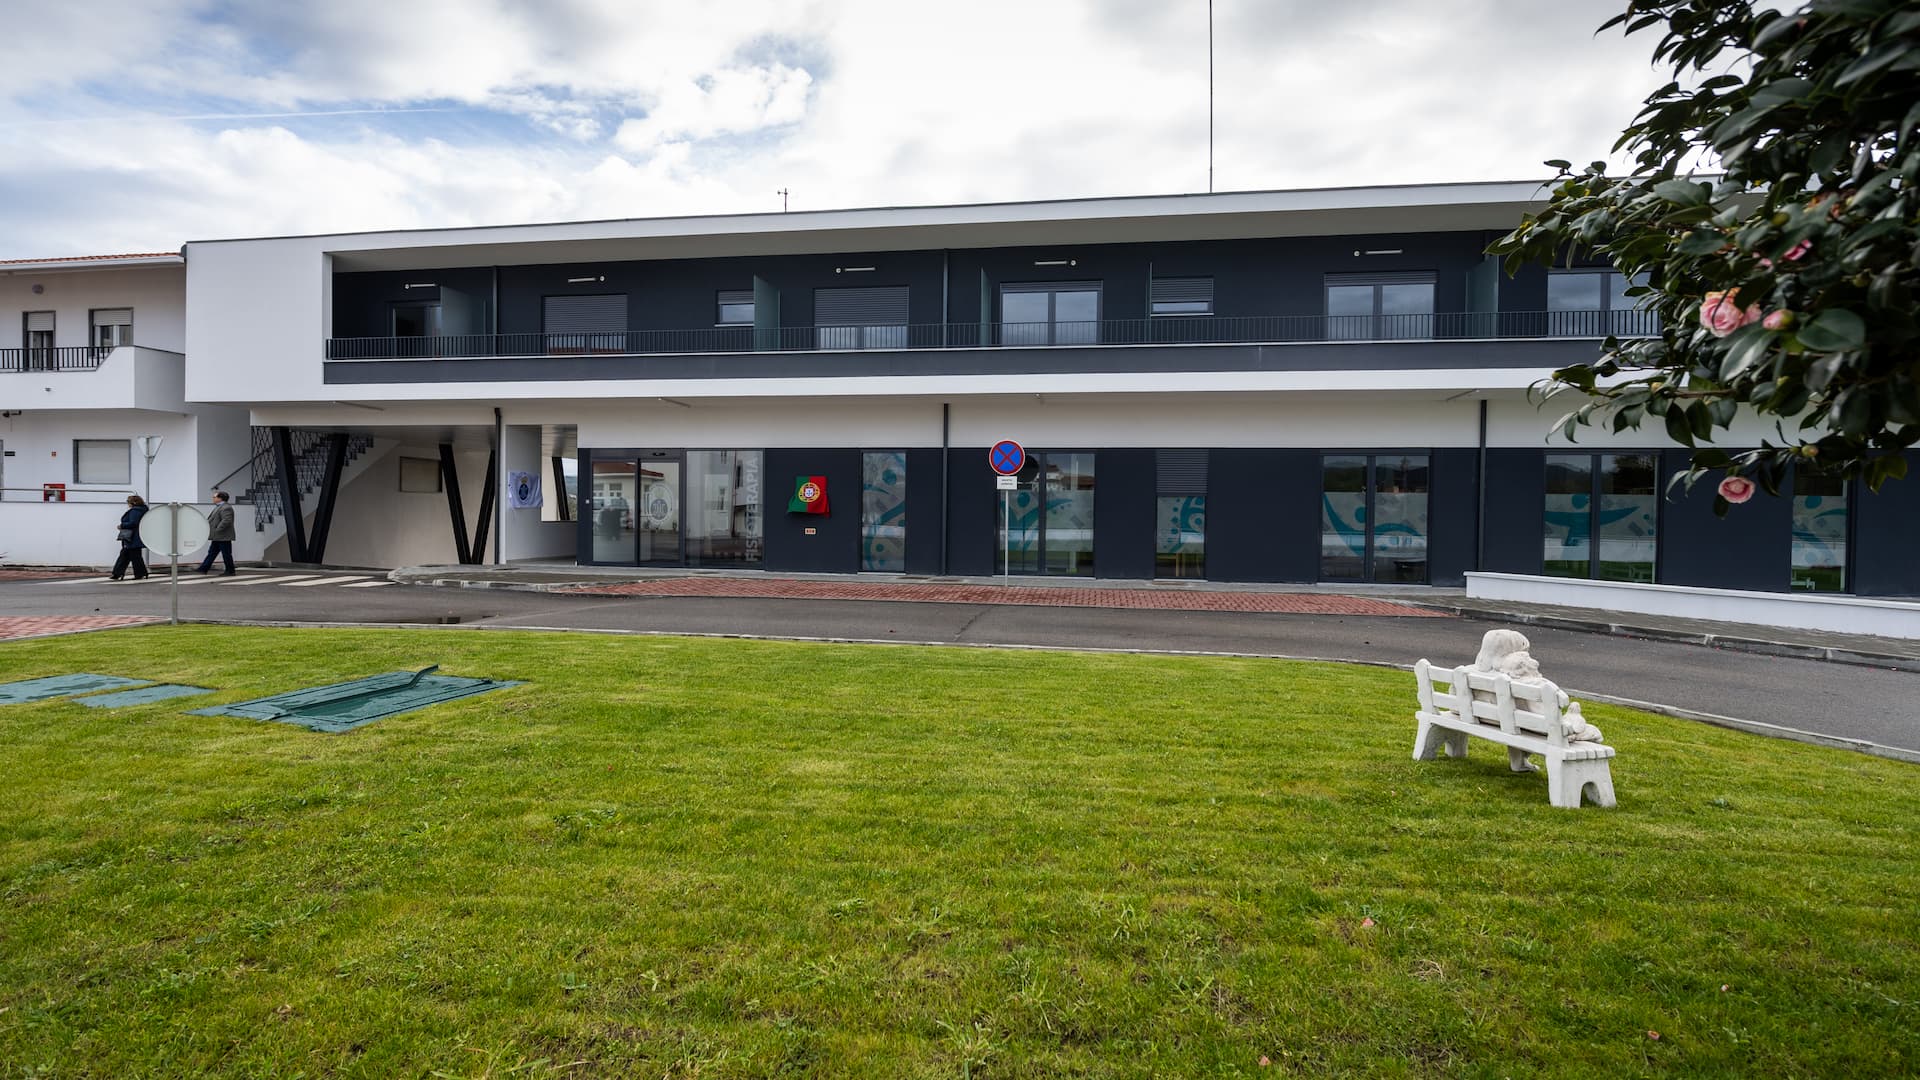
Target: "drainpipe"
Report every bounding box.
[940,402,950,575]
[1475,398,1488,573]
[493,406,504,565]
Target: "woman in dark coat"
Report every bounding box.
[111,495,150,580]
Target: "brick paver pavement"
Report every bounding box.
[0,616,160,641]
[564,577,1449,616]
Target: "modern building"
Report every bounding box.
[10,179,1896,597]
[1,253,256,566]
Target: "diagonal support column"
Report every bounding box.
[271,427,309,563]
[306,433,350,565]
[471,446,498,565]
[550,455,571,521]
[439,443,472,565]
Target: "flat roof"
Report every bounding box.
[187,180,1559,271]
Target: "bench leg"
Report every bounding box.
[1547,758,1616,809]
[1413,717,1448,761]
[1507,747,1538,773]
[1442,730,1469,759]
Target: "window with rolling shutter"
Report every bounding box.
[814,286,908,350]
[90,308,134,348]
[1150,277,1213,315]
[543,294,628,353]
[716,290,755,326]
[1156,450,1208,580]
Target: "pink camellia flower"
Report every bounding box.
[1783,238,1812,261]
[1762,309,1794,331]
[1699,290,1751,337]
[1718,476,1756,504]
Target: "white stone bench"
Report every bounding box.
[1412,659,1617,809]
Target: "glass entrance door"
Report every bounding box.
[998,452,1096,575]
[635,455,682,564]
[1320,453,1430,583]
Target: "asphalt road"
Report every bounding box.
[6,572,1917,754]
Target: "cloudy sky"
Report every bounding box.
[0,0,1669,258]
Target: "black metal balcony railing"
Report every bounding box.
[322,309,1662,361]
[0,346,117,373]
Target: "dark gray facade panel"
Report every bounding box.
[1852,453,1920,597]
[945,449,998,576]
[1658,448,1793,592]
[904,448,946,576]
[1481,449,1544,574]
[322,338,1601,385]
[762,449,861,574]
[1429,448,1479,586]
[1094,449,1156,580]
[1206,449,1320,582]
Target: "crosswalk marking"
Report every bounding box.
[283,575,370,587]
[340,579,395,588]
[216,573,320,586]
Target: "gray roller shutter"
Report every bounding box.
[1157,450,1208,495]
[1001,280,1101,295]
[814,286,908,326]
[25,311,54,332]
[543,294,627,334]
[92,308,133,326]
[1150,278,1213,311]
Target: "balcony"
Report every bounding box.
[0,346,120,373]
[326,310,1660,362]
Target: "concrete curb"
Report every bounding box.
[1413,602,1920,673]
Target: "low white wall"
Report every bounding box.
[0,500,265,569]
[1466,572,1920,641]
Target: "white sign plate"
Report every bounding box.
[996,475,1018,491]
[137,503,210,556]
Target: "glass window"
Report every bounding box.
[684,451,761,567]
[1150,277,1213,315]
[1324,276,1434,340]
[717,291,755,326]
[398,456,441,493]
[74,439,131,485]
[1792,469,1848,592]
[1000,284,1102,346]
[1156,495,1206,578]
[1547,270,1655,337]
[1544,452,1658,581]
[1543,455,1593,578]
[588,457,637,563]
[91,309,133,348]
[1598,453,1658,581]
[997,452,1095,575]
[1319,454,1429,582]
[1319,455,1368,580]
[861,452,907,572]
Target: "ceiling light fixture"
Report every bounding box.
[403,282,437,289]
[567,275,606,284]
[835,266,876,273]
[1034,259,1077,267]
[1357,249,1404,256]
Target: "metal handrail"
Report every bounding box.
[323,309,1662,361]
[0,346,116,373]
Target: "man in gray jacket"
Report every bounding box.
[196,490,237,575]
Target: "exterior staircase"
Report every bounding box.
[241,427,377,531]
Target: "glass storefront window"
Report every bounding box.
[1597,453,1658,581]
[998,452,1095,575]
[861,452,907,572]
[1320,455,1368,580]
[1320,453,1427,582]
[588,457,637,563]
[1155,495,1206,578]
[1545,452,1657,581]
[1792,469,1848,591]
[684,451,762,567]
[1543,455,1593,577]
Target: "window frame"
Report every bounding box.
[999,281,1104,345]
[89,308,134,349]
[73,438,131,485]
[715,289,756,327]
[1149,277,1214,317]
[1318,450,1432,584]
[1322,272,1436,340]
[398,456,443,493]
[1542,451,1661,582]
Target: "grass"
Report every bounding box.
[1,625,1917,1078]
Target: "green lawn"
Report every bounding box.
[1,626,1916,1078]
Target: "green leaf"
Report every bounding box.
[1665,404,1696,446]
[1652,179,1710,206]
[1677,229,1728,255]
[1795,310,1867,353]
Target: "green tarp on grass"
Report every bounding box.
[0,674,147,704]
[189,666,518,733]
[76,684,214,708]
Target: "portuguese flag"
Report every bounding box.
[788,475,829,515]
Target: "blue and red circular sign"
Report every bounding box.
[989,439,1026,476]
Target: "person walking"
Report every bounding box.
[196,490,236,575]
[111,495,150,580]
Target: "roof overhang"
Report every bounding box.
[190,180,1557,272]
[0,254,185,274]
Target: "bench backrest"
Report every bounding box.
[1460,669,1569,747]
[1415,659,1570,747]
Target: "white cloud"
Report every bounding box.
[0,0,1672,256]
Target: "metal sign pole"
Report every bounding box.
[168,501,180,626]
[1003,489,1010,581]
